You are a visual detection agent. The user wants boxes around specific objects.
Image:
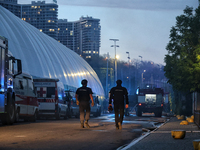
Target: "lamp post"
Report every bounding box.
[106,52,109,98]
[141,70,146,86]
[139,55,142,62]
[126,52,131,94]
[110,39,119,82]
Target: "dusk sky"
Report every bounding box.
[18,0,198,65]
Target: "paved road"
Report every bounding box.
[0,113,167,150]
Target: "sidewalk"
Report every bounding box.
[123,117,200,150]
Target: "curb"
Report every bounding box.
[118,117,172,150]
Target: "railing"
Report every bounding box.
[194,110,200,128]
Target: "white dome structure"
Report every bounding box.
[0,6,105,97]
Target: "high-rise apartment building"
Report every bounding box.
[58,16,101,59]
[0,0,20,16]
[58,19,74,51]
[0,0,58,40]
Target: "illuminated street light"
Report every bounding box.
[110,39,119,82]
[116,55,119,59]
[141,70,146,85]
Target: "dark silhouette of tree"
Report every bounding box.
[164,5,200,115]
[164,6,200,92]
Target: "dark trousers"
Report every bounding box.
[114,105,124,126]
[79,101,90,122]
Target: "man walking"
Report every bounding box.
[76,79,94,128]
[109,80,129,129]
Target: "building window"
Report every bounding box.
[66,28,68,30]
[58,28,60,31]
[93,51,96,53]
[40,29,42,32]
[70,31,73,36]
[48,20,51,23]
[50,8,55,11]
[83,51,85,53]
[86,56,91,58]
[89,51,91,53]
[86,51,88,53]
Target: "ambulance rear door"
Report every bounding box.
[36,81,56,112]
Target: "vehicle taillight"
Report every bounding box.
[161,104,163,107]
[139,103,142,106]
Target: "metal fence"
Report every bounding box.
[194,110,200,128]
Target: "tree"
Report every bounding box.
[164,6,200,115]
[164,6,200,92]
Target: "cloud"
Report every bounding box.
[57,0,198,11]
[18,0,198,10]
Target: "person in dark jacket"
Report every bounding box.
[109,80,129,129]
[76,79,94,128]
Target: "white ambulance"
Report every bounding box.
[33,78,68,119]
[14,73,39,122]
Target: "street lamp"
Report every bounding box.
[106,52,109,98]
[110,39,119,82]
[141,70,146,85]
[126,52,131,93]
[139,55,142,61]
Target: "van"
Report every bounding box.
[33,78,68,119]
[14,73,38,122]
[91,95,101,117]
[64,90,101,118]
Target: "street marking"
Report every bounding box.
[151,131,170,133]
[119,132,150,150]
[119,118,171,150]
[151,130,200,133]
[192,131,200,133]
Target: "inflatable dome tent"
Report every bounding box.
[0,6,105,99]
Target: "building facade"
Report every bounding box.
[58,19,74,51]
[0,0,58,40]
[58,16,101,59]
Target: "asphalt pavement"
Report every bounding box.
[121,117,200,150]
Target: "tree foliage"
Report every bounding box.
[164,6,200,92]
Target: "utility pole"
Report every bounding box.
[126,52,131,94]
[106,52,109,98]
